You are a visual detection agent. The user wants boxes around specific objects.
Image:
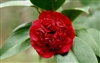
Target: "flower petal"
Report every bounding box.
[57,42,72,54]
[37,49,55,58]
[29,20,41,41]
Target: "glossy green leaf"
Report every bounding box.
[80,0,100,6]
[0,1,33,8]
[72,37,98,63]
[55,50,79,63]
[76,29,100,57]
[61,6,89,21]
[30,0,65,10]
[86,28,100,47]
[55,37,98,63]
[0,22,31,60]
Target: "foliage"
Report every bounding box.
[0,0,100,63]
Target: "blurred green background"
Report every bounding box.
[0,0,100,63]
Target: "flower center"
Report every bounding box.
[36,21,69,51]
[48,31,55,34]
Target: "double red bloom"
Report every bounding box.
[29,11,75,58]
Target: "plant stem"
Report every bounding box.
[31,6,41,14]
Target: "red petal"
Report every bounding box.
[39,11,53,19]
[70,28,75,39]
[30,39,42,52]
[39,11,47,19]
[37,49,55,58]
[57,40,73,54]
[29,20,41,41]
[30,39,55,58]
[54,12,72,27]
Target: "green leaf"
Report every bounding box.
[86,28,100,47]
[76,29,100,57]
[72,37,98,63]
[30,0,66,10]
[72,24,89,30]
[0,1,33,8]
[55,37,98,63]
[13,22,31,32]
[55,50,79,63]
[0,22,31,60]
[73,11,100,31]
[80,0,100,6]
[61,6,90,21]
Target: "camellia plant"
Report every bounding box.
[0,0,100,63]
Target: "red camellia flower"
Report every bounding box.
[29,11,75,58]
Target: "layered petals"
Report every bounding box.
[29,11,75,58]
